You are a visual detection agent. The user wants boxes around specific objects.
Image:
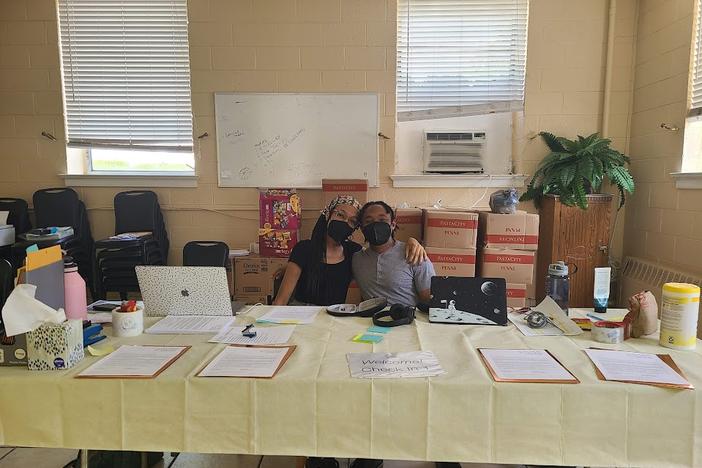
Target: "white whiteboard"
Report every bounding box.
[215,93,379,187]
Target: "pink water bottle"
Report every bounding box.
[64,257,87,320]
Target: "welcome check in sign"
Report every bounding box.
[347,351,445,379]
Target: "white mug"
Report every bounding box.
[111,308,144,337]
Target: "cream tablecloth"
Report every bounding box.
[1,305,701,467]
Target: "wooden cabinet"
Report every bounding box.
[536,194,613,307]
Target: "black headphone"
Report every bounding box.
[372,304,416,327]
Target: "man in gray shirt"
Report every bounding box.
[352,201,435,306]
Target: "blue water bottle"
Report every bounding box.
[545,261,570,315]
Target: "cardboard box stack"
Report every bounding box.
[322,179,368,206]
[322,178,368,244]
[234,255,288,304]
[258,189,301,258]
[423,209,478,278]
[477,211,539,307]
[394,207,423,243]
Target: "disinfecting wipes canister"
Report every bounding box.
[660,283,700,350]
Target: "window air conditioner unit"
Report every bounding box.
[423,131,486,174]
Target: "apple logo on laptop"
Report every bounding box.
[181,289,190,297]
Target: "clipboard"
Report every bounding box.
[76,345,191,379]
[478,348,580,384]
[196,344,296,378]
[586,348,693,390]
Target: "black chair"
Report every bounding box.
[0,198,30,269]
[183,241,229,267]
[33,187,94,277]
[0,198,31,235]
[93,191,169,299]
[11,188,94,296]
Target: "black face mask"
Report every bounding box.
[327,220,354,243]
[362,221,392,246]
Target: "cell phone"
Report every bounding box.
[91,303,117,311]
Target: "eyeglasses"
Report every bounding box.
[331,209,358,226]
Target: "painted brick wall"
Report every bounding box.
[624,0,702,274]
[0,0,630,264]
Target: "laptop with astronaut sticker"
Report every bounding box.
[429,277,508,325]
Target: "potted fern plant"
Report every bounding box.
[520,132,635,209]
[522,132,635,308]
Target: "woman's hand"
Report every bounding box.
[405,237,428,265]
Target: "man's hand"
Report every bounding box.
[405,237,428,265]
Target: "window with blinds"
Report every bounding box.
[58,0,194,171]
[690,0,702,116]
[397,0,529,121]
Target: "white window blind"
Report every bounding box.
[58,0,193,151]
[397,0,529,121]
[690,0,702,115]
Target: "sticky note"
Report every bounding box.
[368,326,390,334]
[87,344,114,356]
[352,333,384,344]
[25,244,39,253]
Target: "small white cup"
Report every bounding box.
[111,307,144,337]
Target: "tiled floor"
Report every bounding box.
[0,448,522,468]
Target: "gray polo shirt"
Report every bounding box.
[352,240,435,306]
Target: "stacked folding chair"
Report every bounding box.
[93,190,169,299]
[31,188,94,294]
[0,198,31,269]
[0,198,31,236]
[182,241,229,267]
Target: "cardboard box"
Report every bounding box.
[235,294,270,305]
[234,255,288,297]
[258,229,299,258]
[394,208,423,243]
[0,332,27,366]
[26,320,84,371]
[426,247,476,277]
[478,211,539,250]
[259,189,301,230]
[322,179,368,206]
[506,283,527,308]
[479,248,536,285]
[423,209,479,249]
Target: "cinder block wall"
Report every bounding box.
[0,0,634,265]
[624,0,702,275]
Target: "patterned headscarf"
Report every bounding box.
[321,195,362,218]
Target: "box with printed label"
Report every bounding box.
[322,179,368,206]
[426,247,476,277]
[259,189,301,230]
[26,320,84,371]
[0,331,27,366]
[478,211,539,250]
[234,255,288,297]
[394,208,423,243]
[258,229,299,258]
[479,248,536,285]
[506,283,527,308]
[423,210,479,249]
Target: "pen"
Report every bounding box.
[587,313,604,321]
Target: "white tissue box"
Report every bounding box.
[26,320,84,370]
